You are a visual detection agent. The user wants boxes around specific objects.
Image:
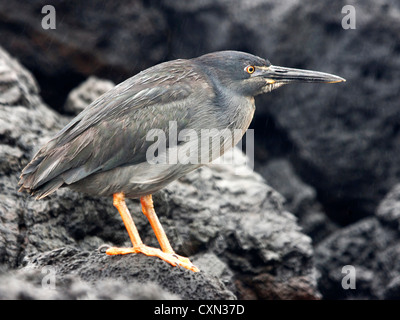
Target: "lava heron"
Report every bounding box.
[19,51,345,272]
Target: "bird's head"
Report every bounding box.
[194,51,345,97]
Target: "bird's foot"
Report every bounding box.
[105,245,199,272]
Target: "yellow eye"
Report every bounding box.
[245,66,255,74]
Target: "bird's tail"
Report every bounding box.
[18,150,64,200]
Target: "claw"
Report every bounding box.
[97,244,112,253]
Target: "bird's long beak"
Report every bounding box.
[261,65,346,84]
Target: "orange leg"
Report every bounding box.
[140,195,174,254]
[140,194,198,271]
[106,192,199,272]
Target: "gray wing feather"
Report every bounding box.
[19,59,211,198]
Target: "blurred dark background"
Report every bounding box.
[1,0,399,299]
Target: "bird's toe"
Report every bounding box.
[104,244,199,272]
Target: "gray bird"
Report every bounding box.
[19,51,345,272]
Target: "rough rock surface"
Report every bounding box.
[315,184,400,299]
[0,264,180,300]
[258,158,338,244]
[22,247,234,300]
[0,46,318,299]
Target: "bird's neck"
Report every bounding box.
[217,92,255,134]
